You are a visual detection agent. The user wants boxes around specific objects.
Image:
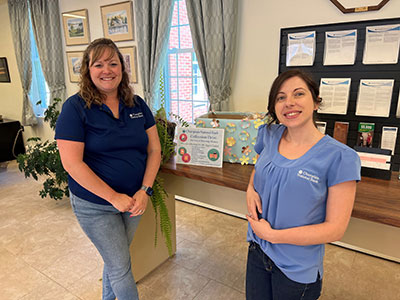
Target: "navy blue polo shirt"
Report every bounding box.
[55,93,155,205]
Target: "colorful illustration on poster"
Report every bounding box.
[208,149,220,161]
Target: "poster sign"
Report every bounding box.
[176,127,224,168]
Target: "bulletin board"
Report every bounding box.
[279,17,400,171]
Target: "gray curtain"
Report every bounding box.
[134,0,174,109]
[185,0,238,111]
[30,0,66,105]
[8,0,37,126]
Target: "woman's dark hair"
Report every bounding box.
[267,69,322,125]
[79,38,134,108]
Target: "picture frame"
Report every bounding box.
[62,9,90,46]
[329,0,390,13]
[101,1,134,42]
[0,57,11,83]
[119,46,138,83]
[66,51,84,83]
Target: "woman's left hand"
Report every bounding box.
[246,216,275,243]
[129,190,149,216]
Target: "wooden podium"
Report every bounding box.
[130,193,176,282]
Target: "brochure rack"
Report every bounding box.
[279,18,400,171]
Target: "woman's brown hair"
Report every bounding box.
[267,69,322,125]
[79,38,134,108]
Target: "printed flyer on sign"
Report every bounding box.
[318,78,351,115]
[176,127,225,168]
[323,29,357,66]
[286,31,316,66]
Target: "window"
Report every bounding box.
[163,0,208,123]
[28,9,50,117]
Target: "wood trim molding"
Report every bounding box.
[330,0,390,13]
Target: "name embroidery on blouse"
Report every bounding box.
[129,112,143,119]
[297,170,320,184]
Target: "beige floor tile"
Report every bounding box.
[141,261,210,300]
[138,259,177,287]
[3,225,58,257]
[170,238,211,271]
[0,262,56,299]
[19,280,79,300]
[42,247,101,287]
[201,228,247,257]
[137,283,170,300]
[348,252,400,300]
[193,280,245,300]
[0,220,31,249]
[20,234,93,272]
[196,246,246,290]
[321,244,359,299]
[231,264,246,294]
[176,218,216,244]
[0,246,27,275]
[68,264,103,300]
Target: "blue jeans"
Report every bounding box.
[70,192,141,300]
[246,242,322,300]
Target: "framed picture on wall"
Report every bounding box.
[0,57,11,83]
[101,1,134,42]
[119,46,138,83]
[66,51,84,83]
[329,0,391,13]
[62,9,90,46]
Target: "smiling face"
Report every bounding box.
[89,49,122,98]
[274,76,319,130]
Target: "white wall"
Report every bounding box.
[1,0,399,141]
[230,0,400,112]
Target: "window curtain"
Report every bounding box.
[30,0,66,106]
[185,0,238,111]
[134,0,174,109]
[8,0,37,126]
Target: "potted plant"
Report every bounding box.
[17,98,175,255]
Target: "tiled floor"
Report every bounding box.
[1,161,400,300]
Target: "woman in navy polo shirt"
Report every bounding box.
[245,70,361,300]
[55,38,161,300]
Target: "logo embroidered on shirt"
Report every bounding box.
[297,170,320,183]
[129,112,143,119]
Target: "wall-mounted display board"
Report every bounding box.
[279,18,400,171]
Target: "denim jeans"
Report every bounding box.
[246,242,322,300]
[70,192,141,300]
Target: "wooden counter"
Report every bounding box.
[161,159,400,228]
[161,159,400,262]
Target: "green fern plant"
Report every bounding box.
[17,97,175,256]
[17,98,68,200]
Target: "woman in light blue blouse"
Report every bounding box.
[245,69,361,300]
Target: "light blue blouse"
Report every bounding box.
[247,124,361,284]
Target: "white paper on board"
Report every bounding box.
[286,31,316,66]
[324,29,357,65]
[381,127,398,155]
[355,79,394,117]
[363,24,400,64]
[318,78,351,115]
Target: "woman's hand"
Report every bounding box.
[129,190,149,216]
[109,192,136,212]
[247,216,275,242]
[246,184,262,221]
